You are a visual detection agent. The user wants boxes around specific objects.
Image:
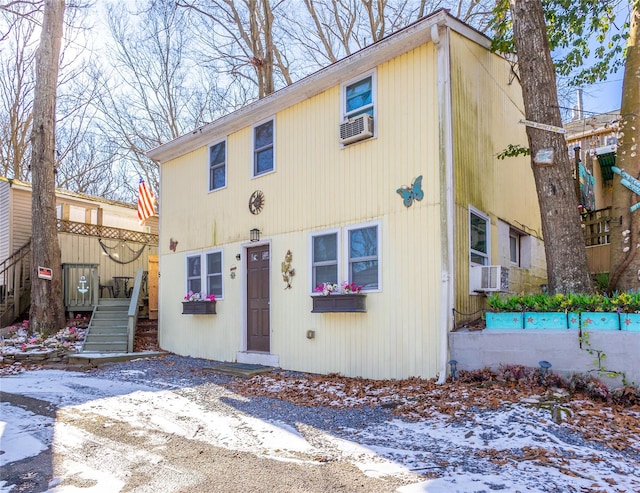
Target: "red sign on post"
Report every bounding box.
[38,266,53,280]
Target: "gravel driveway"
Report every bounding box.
[2,354,639,493]
[1,355,415,493]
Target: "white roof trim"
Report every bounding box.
[147,10,490,163]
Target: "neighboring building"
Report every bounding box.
[147,10,547,380]
[0,177,159,325]
[565,111,621,274]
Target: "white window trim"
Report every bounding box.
[469,206,490,266]
[309,227,341,294]
[184,249,225,300]
[344,220,382,293]
[208,138,227,193]
[340,69,377,124]
[251,116,276,178]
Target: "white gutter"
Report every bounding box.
[432,22,455,385]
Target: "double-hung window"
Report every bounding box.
[185,250,224,298]
[253,118,275,176]
[209,140,226,191]
[346,224,379,290]
[312,231,339,288]
[343,73,375,119]
[509,230,520,266]
[186,255,202,294]
[310,222,380,292]
[469,208,490,266]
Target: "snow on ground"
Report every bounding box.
[1,358,639,492]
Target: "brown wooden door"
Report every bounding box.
[148,254,158,320]
[247,245,270,352]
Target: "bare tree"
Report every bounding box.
[508,0,593,294]
[0,6,36,180]
[287,0,494,67]
[0,1,116,195]
[91,0,227,197]
[30,0,66,333]
[179,0,292,100]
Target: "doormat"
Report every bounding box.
[204,363,273,378]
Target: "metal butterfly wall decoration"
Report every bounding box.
[396,175,424,207]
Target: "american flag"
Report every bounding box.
[137,178,156,225]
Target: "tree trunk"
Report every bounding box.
[608,5,640,292]
[509,0,592,294]
[30,0,66,334]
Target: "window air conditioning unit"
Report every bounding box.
[339,114,374,145]
[470,265,509,292]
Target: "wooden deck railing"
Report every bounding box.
[581,207,611,247]
[57,219,158,244]
[0,240,31,327]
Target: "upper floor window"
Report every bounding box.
[209,140,226,191]
[469,208,490,266]
[343,72,375,119]
[253,118,274,177]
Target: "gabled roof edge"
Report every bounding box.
[146,10,491,163]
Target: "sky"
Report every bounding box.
[1,366,639,493]
[580,77,624,117]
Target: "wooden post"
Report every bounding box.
[574,146,582,207]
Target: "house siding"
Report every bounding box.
[449,32,547,320]
[159,43,444,379]
[155,15,548,379]
[0,178,158,304]
[0,181,9,264]
[11,186,32,254]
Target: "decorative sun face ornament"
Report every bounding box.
[249,190,265,215]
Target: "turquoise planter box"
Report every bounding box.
[524,312,568,329]
[621,313,640,332]
[581,312,620,330]
[567,312,581,329]
[486,312,523,329]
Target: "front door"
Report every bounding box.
[247,244,270,352]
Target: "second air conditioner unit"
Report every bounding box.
[339,114,374,145]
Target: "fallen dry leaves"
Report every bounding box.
[231,370,640,459]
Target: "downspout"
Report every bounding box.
[432,22,455,385]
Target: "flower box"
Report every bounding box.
[182,301,216,315]
[580,312,619,330]
[524,312,568,329]
[621,313,640,332]
[311,294,367,313]
[485,312,523,329]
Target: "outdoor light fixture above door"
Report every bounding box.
[250,228,261,242]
